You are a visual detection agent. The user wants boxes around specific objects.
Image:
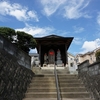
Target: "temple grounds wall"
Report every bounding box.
[0,49,34,100]
[0,34,34,99]
[0,34,31,69]
[78,60,100,100]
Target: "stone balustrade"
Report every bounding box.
[78,60,100,100]
[0,50,34,100]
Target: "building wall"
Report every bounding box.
[76,47,100,65]
[67,52,77,73]
[29,53,40,67]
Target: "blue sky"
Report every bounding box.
[0,0,100,55]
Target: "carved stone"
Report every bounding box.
[56,49,63,66]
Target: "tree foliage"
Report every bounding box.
[95,50,100,61]
[0,27,37,53]
[16,31,37,53]
[0,27,16,42]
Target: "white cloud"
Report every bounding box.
[15,23,69,37]
[97,13,100,25]
[63,0,90,19]
[16,24,55,37]
[73,38,83,45]
[41,0,66,16]
[40,0,91,19]
[80,38,100,53]
[73,26,84,33]
[0,1,39,22]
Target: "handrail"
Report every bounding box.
[54,65,61,100]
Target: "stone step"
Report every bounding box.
[31,79,55,82]
[23,72,92,100]
[33,74,78,78]
[58,78,79,80]
[29,83,84,87]
[27,88,57,92]
[60,87,87,92]
[33,74,78,77]
[25,92,57,98]
[24,92,90,98]
[34,74,55,77]
[32,77,79,81]
[60,92,90,98]
[29,84,56,87]
[23,98,92,100]
[32,76,79,80]
[27,87,56,89]
[27,87,87,92]
[39,71,69,75]
[30,82,55,85]
[31,80,81,84]
[32,77,55,80]
[58,76,78,78]
[58,76,79,79]
[59,83,84,87]
[31,79,81,83]
[32,78,55,80]
[58,79,81,82]
[30,81,83,86]
[57,74,77,76]
[32,78,55,81]
[31,79,83,83]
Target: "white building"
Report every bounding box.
[75,47,100,65]
[29,53,40,67]
[67,52,77,74]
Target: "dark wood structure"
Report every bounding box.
[35,35,73,66]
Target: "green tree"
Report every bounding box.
[16,31,36,53]
[95,50,100,61]
[0,27,37,53]
[0,27,16,42]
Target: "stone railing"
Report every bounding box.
[78,60,100,100]
[0,49,34,100]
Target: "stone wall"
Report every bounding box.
[0,49,34,100]
[78,60,89,73]
[0,34,31,69]
[0,34,35,100]
[78,60,100,100]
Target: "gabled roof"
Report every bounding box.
[42,34,64,38]
[34,34,73,51]
[35,34,73,40]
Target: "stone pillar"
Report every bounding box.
[39,45,41,67]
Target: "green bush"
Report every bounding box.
[95,51,100,61]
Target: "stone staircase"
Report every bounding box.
[23,68,93,100]
[58,74,91,99]
[23,74,57,100]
